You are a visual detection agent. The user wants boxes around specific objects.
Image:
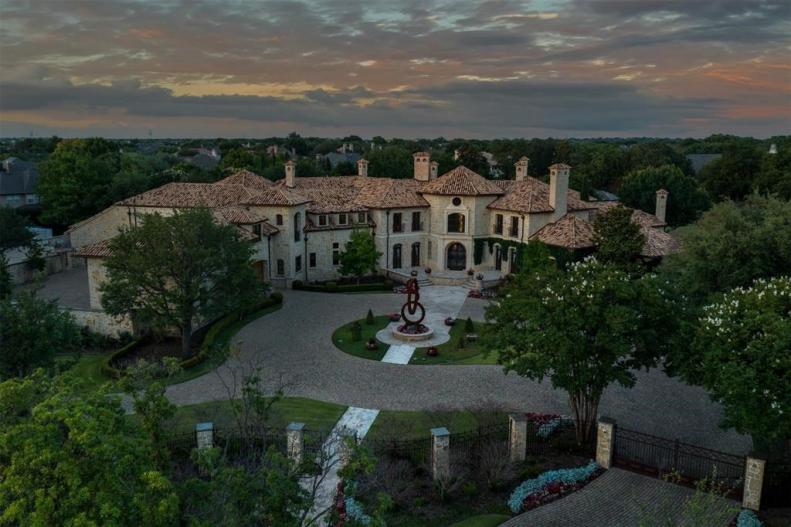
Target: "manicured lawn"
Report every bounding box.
[56,352,116,392]
[447,514,510,527]
[332,315,391,360]
[410,320,498,365]
[164,397,347,434]
[367,408,507,441]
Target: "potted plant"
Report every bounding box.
[366,338,378,351]
[467,268,474,276]
[427,346,438,357]
[444,317,456,326]
[389,313,401,322]
[476,273,484,280]
[424,267,432,274]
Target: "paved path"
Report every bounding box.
[166,287,751,453]
[501,468,738,527]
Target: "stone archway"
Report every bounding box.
[446,242,466,271]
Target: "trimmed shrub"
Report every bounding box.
[325,281,338,291]
[465,317,475,333]
[737,510,763,527]
[366,309,375,325]
[457,335,466,349]
[270,291,283,304]
[102,338,144,379]
[291,279,304,289]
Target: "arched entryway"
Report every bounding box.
[446,242,466,271]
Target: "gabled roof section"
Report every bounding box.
[74,239,113,258]
[419,166,504,196]
[216,170,273,191]
[530,214,596,249]
[488,177,594,214]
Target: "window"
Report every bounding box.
[510,216,519,237]
[277,259,285,275]
[276,214,283,226]
[295,255,302,272]
[447,213,465,233]
[294,212,301,242]
[318,215,327,226]
[452,197,462,206]
[309,252,316,267]
[5,195,21,205]
[358,212,367,223]
[253,223,262,240]
[411,211,421,231]
[338,213,347,225]
[392,244,402,269]
[332,242,340,266]
[393,212,403,233]
[26,195,38,204]
[494,214,504,235]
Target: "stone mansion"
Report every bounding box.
[70,152,676,311]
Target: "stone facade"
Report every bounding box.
[596,418,616,469]
[431,427,451,480]
[742,456,766,511]
[509,414,528,463]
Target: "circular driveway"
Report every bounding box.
[166,288,750,453]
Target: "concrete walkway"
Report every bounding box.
[165,287,751,454]
[501,468,738,527]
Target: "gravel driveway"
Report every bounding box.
[165,288,751,453]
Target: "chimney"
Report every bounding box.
[453,148,460,161]
[549,163,570,219]
[357,158,369,177]
[430,161,439,180]
[514,156,529,182]
[285,160,296,188]
[655,188,669,224]
[413,151,431,181]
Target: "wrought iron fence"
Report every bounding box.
[366,436,432,466]
[613,427,745,495]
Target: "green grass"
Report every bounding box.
[367,409,507,441]
[410,321,498,365]
[56,352,116,392]
[164,397,347,434]
[446,514,510,527]
[332,315,391,360]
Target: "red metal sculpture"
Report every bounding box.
[400,273,425,326]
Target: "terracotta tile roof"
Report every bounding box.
[275,176,429,212]
[419,166,504,196]
[74,239,113,258]
[530,215,596,249]
[213,205,270,225]
[119,181,309,208]
[215,170,273,190]
[488,177,594,214]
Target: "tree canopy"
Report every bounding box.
[338,229,382,282]
[619,165,710,226]
[481,258,680,443]
[100,208,262,355]
[0,207,33,251]
[592,204,646,269]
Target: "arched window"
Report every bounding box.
[293,212,301,242]
[447,213,465,233]
[392,244,402,269]
[411,242,420,267]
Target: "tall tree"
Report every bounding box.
[0,374,180,526]
[338,229,382,283]
[366,146,413,179]
[100,208,262,355]
[481,258,679,444]
[659,195,791,303]
[0,207,33,251]
[0,292,81,378]
[455,144,490,176]
[593,204,646,269]
[700,143,763,201]
[37,138,120,226]
[619,165,711,226]
[677,277,791,450]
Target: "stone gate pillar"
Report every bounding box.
[596,418,616,469]
[286,422,305,466]
[742,456,766,511]
[508,414,528,462]
[431,427,451,480]
[195,422,214,449]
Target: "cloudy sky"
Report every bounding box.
[0,0,789,138]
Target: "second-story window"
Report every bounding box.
[338,213,347,225]
[276,214,283,226]
[318,215,327,226]
[358,212,366,223]
[411,211,421,231]
[447,213,465,233]
[510,216,519,237]
[393,212,403,233]
[494,214,503,235]
[253,223,262,240]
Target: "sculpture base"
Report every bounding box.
[392,324,434,342]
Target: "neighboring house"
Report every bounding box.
[0,157,39,208]
[67,153,676,320]
[686,153,722,174]
[322,151,362,168]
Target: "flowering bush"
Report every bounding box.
[344,496,372,525]
[396,323,429,335]
[736,510,763,527]
[388,312,401,322]
[507,461,601,513]
[525,412,563,438]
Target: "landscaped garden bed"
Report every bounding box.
[292,275,394,293]
[332,313,391,360]
[507,460,602,513]
[410,318,497,365]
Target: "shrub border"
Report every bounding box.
[292,279,393,293]
[102,293,283,379]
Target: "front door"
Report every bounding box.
[446,243,466,271]
[495,246,502,271]
[411,242,420,267]
[392,244,402,269]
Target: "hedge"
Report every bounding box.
[292,280,393,293]
[102,293,282,379]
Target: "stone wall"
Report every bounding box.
[69,308,133,337]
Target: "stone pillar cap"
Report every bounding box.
[431,427,450,437]
[509,413,528,422]
[598,417,616,425]
[287,422,306,431]
[195,422,214,432]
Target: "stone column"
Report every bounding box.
[338,431,357,468]
[508,414,528,463]
[431,427,451,480]
[742,457,766,511]
[595,418,616,469]
[286,422,305,466]
[195,422,214,449]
